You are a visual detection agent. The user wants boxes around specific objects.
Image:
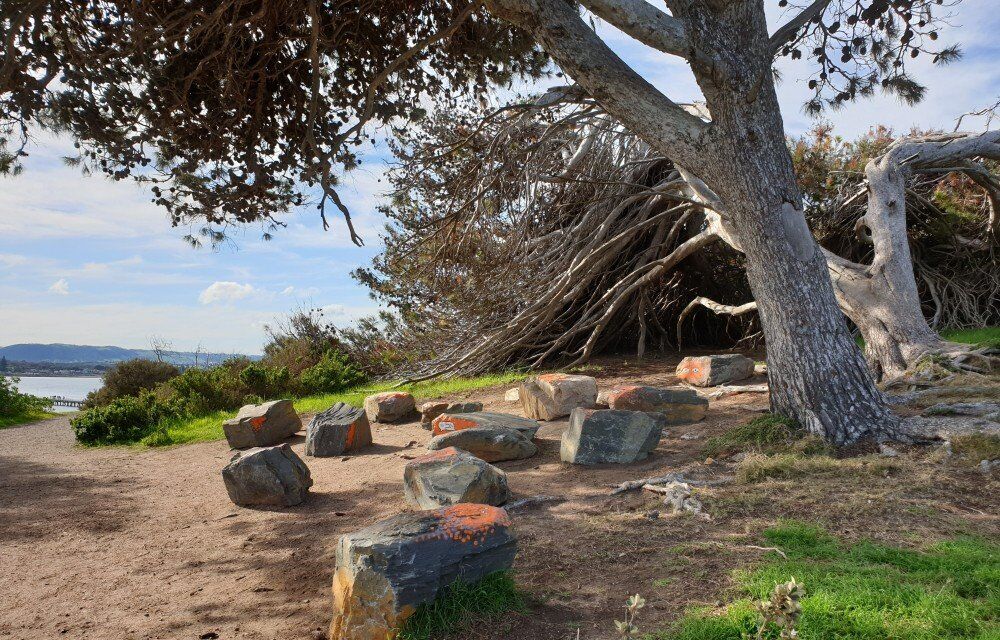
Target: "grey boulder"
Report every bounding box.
[675,354,754,387]
[222,399,302,449]
[222,443,312,507]
[305,402,372,457]
[363,391,416,423]
[330,504,517,639]
[519,373,598,420]
[561,408,666,465]
[420,401,484,429]
[428,427,537,462]
[404,447,510,509]
[600,385,708,424]
[430,411,541,440]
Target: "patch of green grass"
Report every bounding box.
[0,409,60,429]
[397,571,526,640]
[703,414,827,459]
[941,327,1000,349]
[735,452,896,484]
[143,371,527,448]
[651,523,1000,639]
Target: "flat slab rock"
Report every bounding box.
[305,402,372,457]
[222,399,302,449]
[431,411,540,439]
[364,392,415,424]
[404,447,510,509]
[675,354,754,387]
[561,408,666,465]
[222,443,313,507]
[598,385,708,424]
[520,373,598,421]
[419,401,483,429]
[428,427,537,462]
[330,504,517,640]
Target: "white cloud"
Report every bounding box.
[0,253,28,268]
[281,285,320,297]
[48,278,70,295]
[198,281,256,305]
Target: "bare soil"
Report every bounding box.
[1,354,996,640]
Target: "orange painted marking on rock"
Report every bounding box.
[431,414,479,436]
[250,416,267,432]
[537,373,567,383]
[345,422,356,449]
[410,447,460,464]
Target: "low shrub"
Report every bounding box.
[238,362,291,399]
[84,358,179,408]
[703,414,828,459]
[71,392,174,445]
[299,349,366,394]
[0,375,52,418]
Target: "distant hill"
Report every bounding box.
[0,343,251,367]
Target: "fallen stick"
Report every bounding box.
[611,474,731,495]
[505,495,563,511]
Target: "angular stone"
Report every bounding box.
[519,373,598,421]
[222,443,312,507]
[601,385,708,424]
[222,399,302,449]
[330,504,517,640]
[431,411,541,439]
[420,401,484,430]
[403,447,510,509]
[364,392,416,423]
[560,408,666,465]
[428,427,537,462]
[504,388,520,403]
[305,402,372,457]
[675,354,754,387]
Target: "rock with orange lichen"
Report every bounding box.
[329,504,517,640]
[305,402,372,457]
[222,443,312,507]
[675,354,754,387]
[222,399,302,449]
[419,401,483,430]
[427,427,537,462]
[430,411,540,439]
[403,447,510,509]
[519,373,598,421]
[363,392,416,424]
[599,385,708,424]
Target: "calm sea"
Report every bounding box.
[7,376,103,413]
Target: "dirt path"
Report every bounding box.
[1,356,995,640]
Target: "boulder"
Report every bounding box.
[675,354,754,387]
[504,388,520,403]
[420,401,484,430]
[222,443,312,507]
[431,411,541,439]
[560,408,666,465]
[519,373,598,420]
[601,385,708,424]
[222,399,302,449]
[428,427,537,462]
[305,402,372,457]
[364,392,416,423]
[403,447,510,509]
[330,504,517,640]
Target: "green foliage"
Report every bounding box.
[940,327,1000,349]
[703,415,827,459]
[950,434,1000,464]
[299,350,366,394]
[0,375,54,427]
[397,572,525,640]
[71,392,173,445]
[84,358,179,408]
[655,524,1000,639]
[238,362,291,399]
[163,364,250,415]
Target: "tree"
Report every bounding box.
[0,356,8,373]
[0,0,966,444]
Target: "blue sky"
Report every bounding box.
[1,2,997,354]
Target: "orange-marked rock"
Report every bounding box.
[222,399,301,449]
[330,504,517,640]
[363,392,416,424]
[431,411,540,439]
[419,401,483,429]
[404,447,510,509]
[599,385,708,424]
[305,402,372,457]
[519,373,598,420]
[675,354,754,387]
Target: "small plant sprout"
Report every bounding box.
[755,578,803,640]
[615,593,645,638]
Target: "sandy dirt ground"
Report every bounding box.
[1,355,996,640]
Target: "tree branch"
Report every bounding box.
[676,296,757,350]
[578,0,688,58]
[768,0,832,57]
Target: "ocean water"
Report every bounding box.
[7,376,103,413]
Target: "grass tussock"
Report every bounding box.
[735,452,895,484]
[397,572,525,640]
[950,433,1000,464]
[141,371,527,448]
[703,414,830,459]
[655,522,1000,639]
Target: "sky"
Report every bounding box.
[1,2,998,355]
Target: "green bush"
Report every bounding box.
[71,392,174,445]
[299,350,366,394]
[239,362,291,399]
[0,375,51,418]
[84,358,179,408]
